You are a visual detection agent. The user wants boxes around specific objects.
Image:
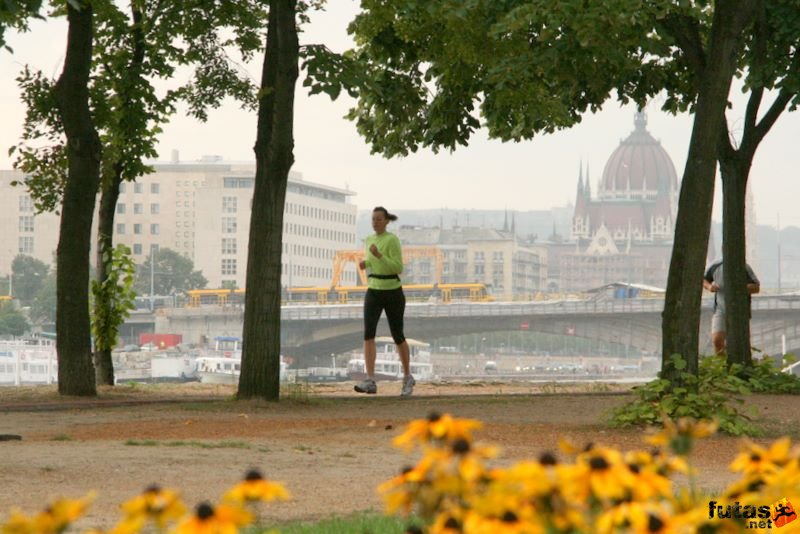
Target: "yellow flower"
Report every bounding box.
[223,470,290,504]
[559,446,637,502]
[597,502,674,534]
[107,516,146,534]
[488,461,554,499]
[393,413,482,452]
[623,451,674,501]
[730,437,793,476]
[174,502,251,534]
[1,509,35,534]
[646,417,718,456]
[120,485,185,528]
[27,493,95,534]
[461,508,543,534]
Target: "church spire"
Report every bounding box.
[584,162,592,199]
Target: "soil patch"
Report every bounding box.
[1,381,797,530]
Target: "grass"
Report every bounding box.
[273,511,422,534]
[124,439,251,449]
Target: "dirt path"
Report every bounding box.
[1,382,798,531]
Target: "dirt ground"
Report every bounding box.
[1,380,799,531]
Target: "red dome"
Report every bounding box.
[599,113,678,199]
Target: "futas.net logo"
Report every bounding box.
[708,498,797,529]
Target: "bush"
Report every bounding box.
[609,354,758,436]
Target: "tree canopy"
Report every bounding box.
[11,254,49,304]
[134,248,207,296]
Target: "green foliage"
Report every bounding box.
[610,354,759,436]
[0,303,30,336]
[11,0,270,211]
[29,270,56,325]
[91,244,136,352]
[133,248,207,295]
[302,0,715,158]
[277,512,422,534]
[0,0,42,49]
[10,254,49,304]
[737,355,800,394]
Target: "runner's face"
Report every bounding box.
[372,211,388,234]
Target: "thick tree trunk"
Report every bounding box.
[660,1,756,382]
[719,156,752,366]
[93,177,121,385]
[53,1,101,396]
[238,0,298,400]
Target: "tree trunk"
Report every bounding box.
[660,1,756,382]
[238,0,298,400]
[93,177,121,385]
[53,0,101,396]
[93,3,146,386]
[719,155,752,366]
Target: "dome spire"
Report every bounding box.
[634,109,647,131]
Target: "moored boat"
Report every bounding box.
[347,337,434,382]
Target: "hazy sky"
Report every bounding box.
[2,1,799,228]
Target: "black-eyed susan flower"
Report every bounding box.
[223,470,290,504]
[393,413,482,452]
[461,508,544,534]
[559,446,637,503]
[120,484,185,529]
[623,451,674,501]
[1,508,35,534]
[28,493,95,534]
[646,417,718,456]
[174,502,251,534]
[730,437,793,476]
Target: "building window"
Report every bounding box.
[19,196,33,212]
[222,197,237,213]
[493,251,504,262]
[221,217,237,234]
[117,203,126,214]
[150,203,160,215]
[116,224,125,234]
[119,183,126,193]
[134,183,143,193]
[18,215,34,233]
[150,223,160,235]
[150,183,160,194]
[222,238,237,255]
[134,223,142,235]
[223,177,254,188]
[133,243,142,255]
[221,258,237,275]
[474,252,484,263]
[134,203,143,215]
[18,236,34,254]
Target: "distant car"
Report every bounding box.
[114,344,140,352]
[139,343,156,352]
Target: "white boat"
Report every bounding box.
[0,339,58,386]
[196,356,288,384]
[347,337,435,382]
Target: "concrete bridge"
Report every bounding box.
[150,295,800,361]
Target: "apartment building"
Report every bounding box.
[397,226,548,297]
[0,161,359,289]
[0,170,60,277]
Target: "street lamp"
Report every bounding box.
[149,245,157,311]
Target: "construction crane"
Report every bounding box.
[330,246,444,287]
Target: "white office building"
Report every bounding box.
[0,160,359,290]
